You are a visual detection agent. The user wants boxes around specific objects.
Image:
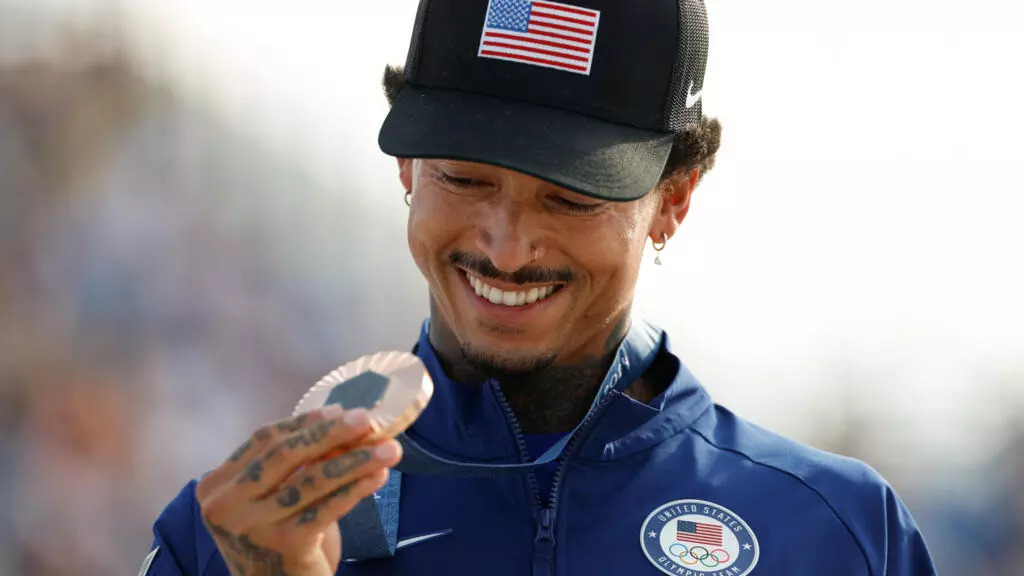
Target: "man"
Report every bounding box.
[144,0,937,574]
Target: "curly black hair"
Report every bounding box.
[381,65,722,186]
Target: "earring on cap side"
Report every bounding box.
[652,233,667,266]
[404,191,412,207]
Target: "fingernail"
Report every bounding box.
[375,441,399,460]
[323,404,344,418]
[344,409,369,427]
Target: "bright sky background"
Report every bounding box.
[14,0,1023,475]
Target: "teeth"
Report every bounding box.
[466,273,559,307]
[526,287,539,303]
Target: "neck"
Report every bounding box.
[428,304,632,434]
[498,348,616,434]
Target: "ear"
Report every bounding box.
[648,168,699,242]
[397,157,414,192]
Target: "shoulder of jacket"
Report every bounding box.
[689,405,901,571]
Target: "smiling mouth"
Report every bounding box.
[463,271,564,307]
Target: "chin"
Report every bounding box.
[458,337,558,378]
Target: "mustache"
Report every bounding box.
[449,250,574,285]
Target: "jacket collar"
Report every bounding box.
[409,317,712,464]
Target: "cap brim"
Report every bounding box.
[378,85,675,201]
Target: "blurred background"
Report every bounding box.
[0,0,1021,574]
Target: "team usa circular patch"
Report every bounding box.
[640,499,759,576]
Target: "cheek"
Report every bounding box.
[576,211,648,268]
[571,211,648,299]
[406,198,440,278]
[406,183,473,276]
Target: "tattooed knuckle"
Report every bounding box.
[251,424,274,443]
[236,459,265,484]
[327,482,355,502]
[275,484,302,508]
[296,504,320,526]
[321,449,372,479]
[263,441,286,463]
[276,413,310,433]
[283,432,306,451]
[227,438,253,463]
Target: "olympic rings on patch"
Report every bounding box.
[690,546,710,565]
[671,543,698,565]
[670,545,732,568]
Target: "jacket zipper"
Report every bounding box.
[493,381,618,576]
[491,381,544,509]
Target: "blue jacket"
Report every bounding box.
[144,320,936,575]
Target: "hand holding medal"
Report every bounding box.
[195,352,433,576]
[293,351,434,459]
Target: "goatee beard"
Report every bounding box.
[458,341,559,382]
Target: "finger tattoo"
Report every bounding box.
[207,522,287,575]
[276,485,302,508]
[275,413,309,433]
[297,506,319,526]
[295,483,355,526]
[238,460,264,484]
[322,450,371,479]
[228,439,252,463]
[283,420,337,451]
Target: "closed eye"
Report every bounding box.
[549,196,604,214]
[437,171,483,188]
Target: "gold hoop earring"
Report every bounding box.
[652,233,667,266]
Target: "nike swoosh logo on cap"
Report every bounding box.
[342,529,453,563]
[685,80,703,109]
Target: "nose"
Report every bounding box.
[475,198,538,273]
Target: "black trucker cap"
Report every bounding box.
[378,0,709,200]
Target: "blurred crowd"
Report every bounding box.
[0,12,1022,576]
[0,22,423,574]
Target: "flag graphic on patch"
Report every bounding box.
[478,0,600,75]
[676,520,724,547]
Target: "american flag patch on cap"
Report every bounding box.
[478,0,600,75]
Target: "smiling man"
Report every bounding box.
[143,0,937,575]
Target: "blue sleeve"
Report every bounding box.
[140,480,203,576]
[781,450,937,575]
[838,468,936,575]
[879,485,936,576]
